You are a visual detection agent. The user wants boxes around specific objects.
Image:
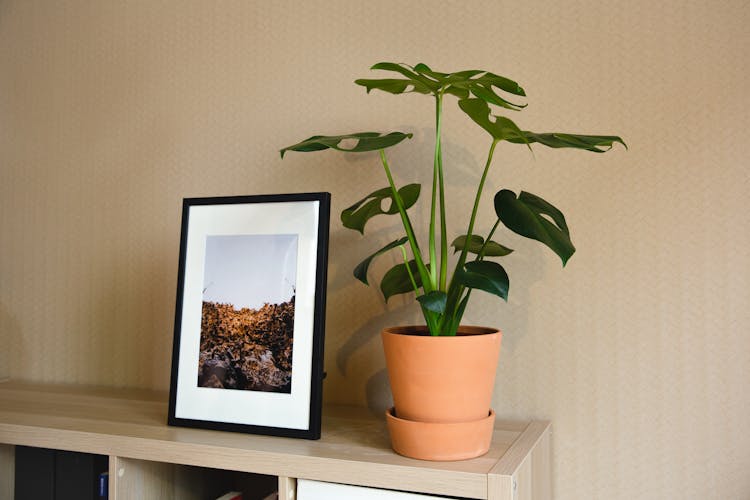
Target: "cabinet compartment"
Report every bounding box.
[14,446,107,500]
[111,456,277,500]
[54,449,108,500]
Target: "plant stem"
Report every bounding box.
[444,139,499,329]
[399,244,419,294]
[425,311,440,336]
[478,219,501,261]
[428,97,440,291]
[452,139,499,278]
[379,149,433,292]
[435,94,448,291]
[447,218,502,329]
[449,220,501,329]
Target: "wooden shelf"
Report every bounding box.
[0,381,550,499]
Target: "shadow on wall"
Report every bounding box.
[0,303,22,380]
[324,207,419,418]
[336,302,417,419]
[487,241,545,357]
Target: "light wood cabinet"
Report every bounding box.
[0,381,550,499]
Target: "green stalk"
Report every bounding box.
[477,219,501,261]
[401,244,439,332]
[436,94,448,291]
[452,220,501,330]
[452,139,499,278]
[398,244,419,293]
[427,97,441,290]
[424,310,440,335]
[379,150,433,292]
[444,139,499,330]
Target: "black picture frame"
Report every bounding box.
[168,193,330,439]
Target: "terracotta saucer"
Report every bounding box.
[385,407,495,461]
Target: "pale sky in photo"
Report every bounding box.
[202,234,298,310]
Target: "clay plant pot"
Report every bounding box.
[381,325,502,461]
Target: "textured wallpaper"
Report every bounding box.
[1,1,748,499]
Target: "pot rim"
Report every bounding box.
[382,325,500,337]
[386,406,495,424]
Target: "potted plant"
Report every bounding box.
[281,63,624,460]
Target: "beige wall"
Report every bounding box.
[1,1,748,498]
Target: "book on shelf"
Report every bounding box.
[98,471,109,499]
[215,492,243,500]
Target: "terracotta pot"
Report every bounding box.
[381,325,502,422]
[381,325,502,461]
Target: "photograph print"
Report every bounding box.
[169,193,330,439]
[198,234,298,393]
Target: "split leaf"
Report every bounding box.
[458,99,528,143]
[356,63,525,110]
[506,131,626,153]
[455,261,510,301]
[494,190,575,265]
[353,237,409,285]
[280,131,412,158]
[452,234,513,257]
[342,184,420,234]
[381,260,425,302]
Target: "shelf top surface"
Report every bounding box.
[0,381,548,498]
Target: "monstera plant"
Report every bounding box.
[281,62,625,337]
[281,63,624,461]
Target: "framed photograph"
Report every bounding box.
[168,193,330,439]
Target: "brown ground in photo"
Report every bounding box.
[197,297,294,393]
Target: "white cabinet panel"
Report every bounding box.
[297,479,453,500]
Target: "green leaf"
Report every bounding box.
[353,237,409,285]
[506,132,627,153]
[280,132,412,158]
[371,62,440,88]
[416,291,447,314]
[443,86,471,99]
[355,78,434,95]
[355,63,525,108]
[455,261,509,300]
[413,63,445,79]
[494,189,575,265]
[458,99,528,143]
[426,68,485,83]
[362,62,441,93]
[341,184,420,234]
[381,260,424,302]
[450,72,526,110]
[452,235,513,257]
[412,65,476,98]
